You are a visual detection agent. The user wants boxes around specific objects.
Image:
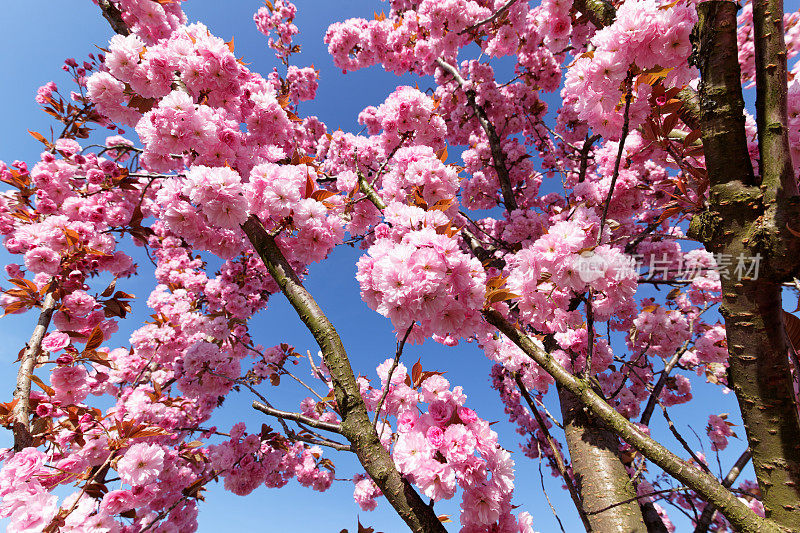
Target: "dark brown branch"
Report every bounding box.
[598,71,634,243]
[435,58,518,212]
[289,434,352,452]
[252,401,343,433]
[13,292,57,450]
[483,309,779,533]
[98,0,131,36]
[587,486,690,516]
[242,216,446,533]
[459,0,520,35]
[537,441,568,533]
[659,403,712,475]
[373,323,414,432]
[641,339,692,426]
[624,221,662,255]
[694,449,753,533]
[514,374,591,531]
[576,133,600,184]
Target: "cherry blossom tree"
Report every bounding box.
[1,0,800,532]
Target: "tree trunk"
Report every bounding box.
[560,389,647,533]
[691,2,800,527]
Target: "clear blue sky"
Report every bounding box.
[0,1,778,532]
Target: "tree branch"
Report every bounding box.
[252,401,343,433]
[459,0,520,35]
[357,170,387,211]
[587,486,690,516]
[98,0,131,36]
[752,0,800,279]
[559,386,647,532]
[435,57,518,212]
[13,292,57,450]
[598,71,634,243]
[691,2,800,527]
[242,216,446,533]
[483,309,780,533]
[753,0,798,200]
[694,448,753,533]
[373,323,414,432]
[641,338,693,426]
[572,0,617,28]
[515,374,591,532]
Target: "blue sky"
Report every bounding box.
[0,1,780,531]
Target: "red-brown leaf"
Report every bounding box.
[84,326,104,352]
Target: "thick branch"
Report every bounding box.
[691,1,756,186]
[242,216,445,533]
[98,0,131,36]
[13,292,57,451]
[572,0,616,28]
[753,0,797,199]
[693,2,800,527]
[752,0,800,278]
[559,388,647,532]
[435,58,518,211]
[483,309,780,533]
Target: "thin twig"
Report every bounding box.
[235,337,327,402]
[640,310,700,426]
[252,401,343,433]
[577,133,600,184]
[586,486,690,515]
[659,404,712,474]
[373,323,414,432]
[537,441,568,533]
[306,349,326,383]
[598,71,634,244]
[584,292,595,378]
[459,0,520,35]
[287,430,352,452]
[624,220,662,254]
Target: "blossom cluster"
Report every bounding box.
[563,0,698,138]
[358,358,534,532]
[357,202,486,343]
[94,0,187,45]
